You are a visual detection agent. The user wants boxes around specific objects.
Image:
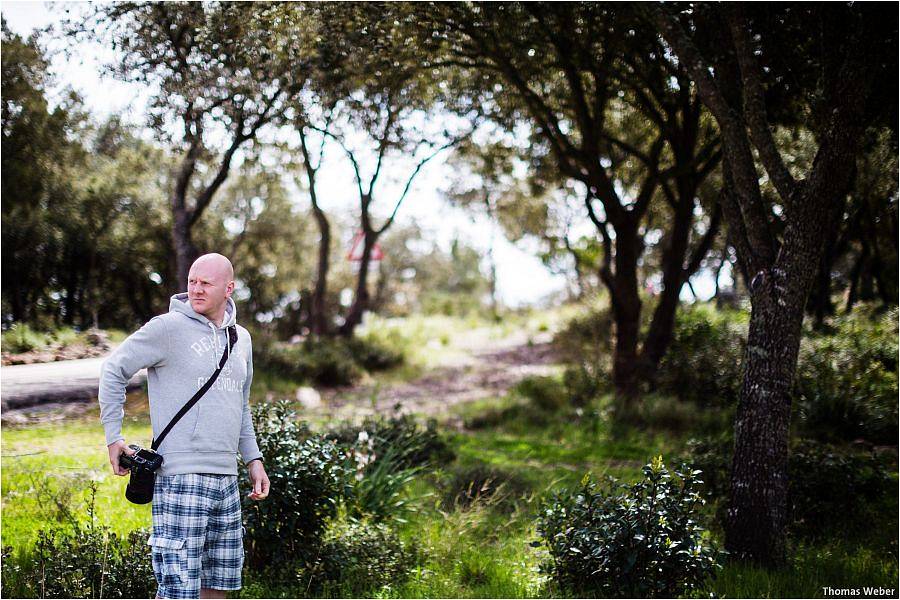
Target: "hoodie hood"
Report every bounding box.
[169,292,237,329]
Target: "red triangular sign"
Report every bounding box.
[347,231,384,261]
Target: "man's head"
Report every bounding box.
[187,253,235,324]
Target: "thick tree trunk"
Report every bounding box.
[725,283,803,565]
[608,227,643,402]
[173,209,199,294]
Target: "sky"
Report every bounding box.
[1,1,722,306]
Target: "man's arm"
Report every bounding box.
[98,316,169,474]
[237,342,263,463]
[239,342,269,500]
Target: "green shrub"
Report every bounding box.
[306,519,419,596]
[346,335,405,372]
[787,440,895,538]
[554,307,614,378]
[656,305,748,406]
[254,335,404,387]
[345,434,426,523]
[326,408,455,471]
[794,306,898,444]
[563,364,604,407]
[241,401,354,570]
[514,375,567,412]
[2,323,50,353]
[681,435,896,539]
[536,457,722,598]
[1,527,156,599]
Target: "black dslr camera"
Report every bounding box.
[119,444,163,504]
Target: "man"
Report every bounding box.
[99,253,270,600]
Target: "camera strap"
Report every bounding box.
[151,325,238,452]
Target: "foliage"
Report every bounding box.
[787,440,895,539]
[681,434,896,539]
[2,22,173,329]
[536,457,722,598]
[513,375,568,413]
[1,322,51,353]
[562,364,605,407]
[307,518,420,596]
[241,401,354,569]
[655,304,748,406]
[344,433,427,523]
[794,305,899,444]
[554,305,615,377]
[255,334,403,387]
[0,485,155,599]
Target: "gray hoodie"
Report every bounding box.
[98,293,262,475]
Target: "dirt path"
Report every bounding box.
[312,329,562,424]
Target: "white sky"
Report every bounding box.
[2,1,721,306]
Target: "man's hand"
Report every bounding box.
[108,440,135,476]
[247,459,270,501]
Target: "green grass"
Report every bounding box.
[1,406,154,550]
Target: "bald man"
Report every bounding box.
[99,253,269,599]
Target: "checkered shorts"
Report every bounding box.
[149,473,244,599]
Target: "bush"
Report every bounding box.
[554,307,615,382]
[254,335,404,387]
[326,408,455,471]
[514,375,567,412]
[345,434,427,523]
[305,519,419,596]
[536,457,722,598]
[681,435,896,539]
[794,306,898,444]
[346,335,404,372]
[2,323,49,353]
[787,440,895,538]
[326,409,452,522]
[562,364,604,407]
[241,401,354,570]
[656,305,748,406]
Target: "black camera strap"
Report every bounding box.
[151,325,237,452]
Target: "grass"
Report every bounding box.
[3,386,897,598]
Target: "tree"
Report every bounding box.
[422,2,722,399]
[78,2,310,290]
[308,2,475,336]
[2,20,173,329]
[650,2,898,564]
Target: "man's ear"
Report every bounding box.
[225,281,235,298]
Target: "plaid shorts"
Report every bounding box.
[149,473,244,599]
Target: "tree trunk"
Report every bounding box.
[608,226,643,402]
[173,209,198,294]
[640,184,697,379]
[725,282,803,565]
[309,200,331,335]
[339,231,377,336]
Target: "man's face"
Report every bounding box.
[187,260,234,320]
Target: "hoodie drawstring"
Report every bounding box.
[208,322,218,370]
[208,321,232,370]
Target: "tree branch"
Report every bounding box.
[727,7,797,201]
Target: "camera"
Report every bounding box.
[119,444,163,504]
